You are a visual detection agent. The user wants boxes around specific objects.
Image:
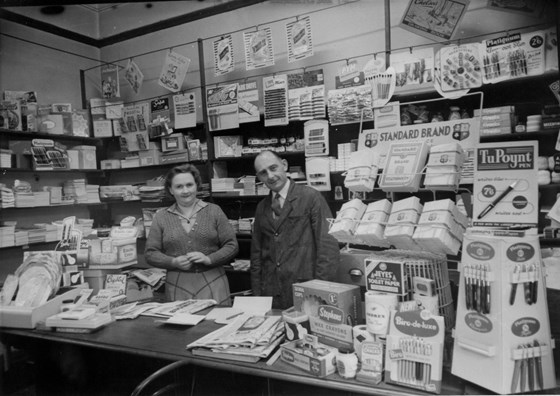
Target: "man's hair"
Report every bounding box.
[254,150,283,164]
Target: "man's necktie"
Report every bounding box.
[271,193,282,217]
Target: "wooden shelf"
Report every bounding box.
[0,202,106,211]
[0,128,102,144]
[1,167,103,174]
[212,151,304,162]
[102,161,207,172]
[481,129,558,143]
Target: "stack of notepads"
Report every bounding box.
[187,315,284,362]
[46,306,113,333]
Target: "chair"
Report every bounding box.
[130,360,192,396]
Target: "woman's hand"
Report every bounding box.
[172,255,193,271]
[185,251,211,266]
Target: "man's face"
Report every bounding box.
[254,152,288,193]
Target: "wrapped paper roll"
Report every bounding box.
[365,291,398,335]
[353,325,375,361]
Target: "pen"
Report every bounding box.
[226,312,243,321]
[477,180,519,219]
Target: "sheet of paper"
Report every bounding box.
[164,313,205,326]
[205,307,242,321]
[232,296,272,315]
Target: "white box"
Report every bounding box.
[0,287,81,329]
[93,120,113,137]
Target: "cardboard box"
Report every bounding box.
[74,145,97,169]
[293,279,362,349]
[280,336,338,377]
[0,287,81,329]
[100,159,121,169]
[38,114,64,134]
[93,119,113,137]
[160,149,189,165]
[67,149,80,169]
[161,133,185,152]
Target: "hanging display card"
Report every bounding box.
[124,59,144,94]
[238,81,260,124]
[158,51,190,93]
[473,140,538,228]
[101,64,120,99]
[392,47,434,89]
[206,84,239,131]
[149,97,173,138]
[434,48,470,99]
[439,44,483,92]
[288,69,325,121]
[399,0,470,42]
[214,35,234,76]
[481,30,546,85]
[173,92,196,129]
[244,28,274,70]
[327,85,373,125]
[335,60,365,89]
[286,16,313,63]
[263,74,289,127]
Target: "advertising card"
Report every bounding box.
[158,51,190,93]
[473,140,538,227]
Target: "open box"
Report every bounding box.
[0,287,82,329]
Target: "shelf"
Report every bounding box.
[481,130,558,143]
[213,151,305,162]
[103,161,207,172]
[211,194,265,200]
[0,128,102,144]
[0,202,106,210]
[1,167,103,174]
[540,238,560,248]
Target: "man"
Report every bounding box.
[251,150,340,309]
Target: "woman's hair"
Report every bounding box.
[165,164,202,192]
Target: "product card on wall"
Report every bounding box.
[439,44,483,92]
[238,81,260,123]
[480,29,546,85]
[214,35,234,76]
[244,28,274,70]
[286,16,313,63]
[206,84,239,131]
[173,92,196,129]
[391,47,434,89]
[124,59,144,95]
[473,140,538,228]
[158,51,190,93]
[263,74,288,127]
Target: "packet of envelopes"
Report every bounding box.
[329,199,367,243]
[384,196,423,251]
[354,199,392,247]
[344,149,380,192]
[412,199,468,255]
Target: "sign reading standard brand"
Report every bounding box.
[473,141,538,228]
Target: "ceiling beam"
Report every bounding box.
[0,0,197,6]
[0,0,268,47]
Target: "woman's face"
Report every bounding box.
[169,172,198,206]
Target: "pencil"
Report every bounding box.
[226,312,243,321]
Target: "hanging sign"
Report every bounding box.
[101,64,120,99]
[399,0,470,42]
[214,35,234,76]
[286,16,313,63]
[124,59,144,95]
[173,92,197,129]
[244,28,275,70]
[158,51,191,93]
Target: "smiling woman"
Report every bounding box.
[144,164,239,304]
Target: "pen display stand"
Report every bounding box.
[452,228,556,394]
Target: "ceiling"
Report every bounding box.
[0,0,267,47]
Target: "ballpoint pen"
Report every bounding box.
[511,345,523,394]
[527,343,535,392]
[510,264,520,305]
[477,180,519,219]
[534,340,543,390]
[530,263,538,304]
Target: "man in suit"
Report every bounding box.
[251,150,340,309]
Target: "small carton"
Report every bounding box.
[280,334,338,377]
[93,119,113,137]
[293,279,362,349]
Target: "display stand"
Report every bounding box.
[452,228,556,394]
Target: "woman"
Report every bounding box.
[145,164,238,305]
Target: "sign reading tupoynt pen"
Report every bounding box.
[473,141,538,228]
